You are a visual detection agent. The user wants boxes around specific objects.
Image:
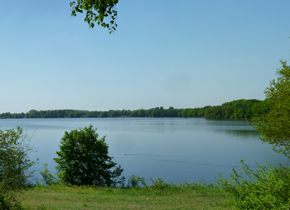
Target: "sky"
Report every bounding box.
[1,0,290,113]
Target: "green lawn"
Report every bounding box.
[15,185,233,210]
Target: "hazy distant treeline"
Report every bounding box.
[0,99,269,120]
[182,99,269,119]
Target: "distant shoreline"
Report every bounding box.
[0,98,268,120]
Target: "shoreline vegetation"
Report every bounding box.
[0,98,269,120]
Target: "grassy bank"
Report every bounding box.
[15,184,233,210]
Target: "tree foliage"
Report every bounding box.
[0,127,37,209]
[0,127,37,189]
[179,99,268,119]
[39,163,59,186]
[0,191,23,210]
[54,125,124,186]
[0,100,269,120]
[70,0,119,33]
[250,60,290,157]
[218,160,290,209]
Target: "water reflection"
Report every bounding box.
[213,129,259,138]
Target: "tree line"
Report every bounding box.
[191,99,269,119]
[0,99,269,120]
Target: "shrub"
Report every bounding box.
[217,160,290,209]
[127,175,146,188]
[0,127,38,189]
[54,125,124,187]
[148,177,170,190]
[39,163,59,186]
[0,190,23,210]
[0,127,37,209]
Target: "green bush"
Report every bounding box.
[0,188,24,210]
[54,125,124,187]
[218,160,290,209]
[0,127,38,189]
[127,175,146,188]
[0,127,37,209]
[148,177,171,190]
[39,163,59,186]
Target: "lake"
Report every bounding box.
[0,118,287,184]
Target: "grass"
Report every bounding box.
[15,184,234,210]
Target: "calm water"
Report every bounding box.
[0,118,287,184]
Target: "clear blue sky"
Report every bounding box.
[1,0,290,113]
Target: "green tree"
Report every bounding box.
[250,60,290,157]
[0,127,37,209]
[109,110,118,117]
[166,107,178,117]
[54,125,124,186]
[27,109,39,118]
[138,109,146,117]
[70,0,118,33]
[152,108,161,117]
[0,127,37,189]
[100,111,108,118]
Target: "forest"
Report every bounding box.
[0,98,269,120]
